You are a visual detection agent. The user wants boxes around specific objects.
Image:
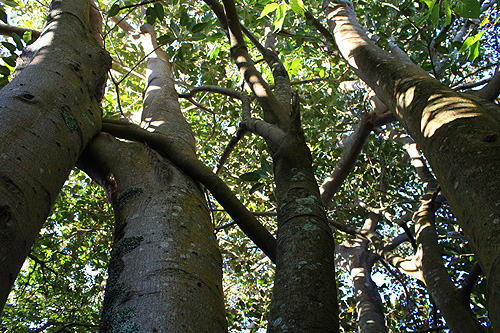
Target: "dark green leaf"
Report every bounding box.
[145,7,156,24]
[170,22,181,37]
[3,56,16,67]
[249,182,265,194]
[0,0,18,7]
[0,8,7,23]
[1,41,16,53]
[107,4,120,17]
[0,64,10,75]
[191,33,206,41]
[191,22,208,33]
[180,11,189,27]
[454,0,480,18]
[153,3,164,21]
[11,32,23,51]
[0,76,9,88]
[158,33,175,45]
[239,172,262,182]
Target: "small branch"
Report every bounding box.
[109,72,124,116]
[459,261,482,301]
[0,23,41,40]
[475,62,500,101]
[304,10,337,48]
[204,0,289,125]
[178,85,243,100]
[320,112,388,207]
[215,126,248,174]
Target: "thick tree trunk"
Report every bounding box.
[78,135,226,332]
[324,0,500,327]
[0,0,110,311]
[268,129,338,332]
[77,25,226,331]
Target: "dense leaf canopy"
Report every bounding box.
[1,0,498,331]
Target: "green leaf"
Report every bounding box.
[11,32,23,51]
[107,4,120,17]
[467,40,480,61]
[239,172,262,182]
[145,7,156,24]
[249,182,265,195]
[191,32,206,41]
[458,30,484,53]
[153,3,164,21]
[454,0,480,18]
[180,11,189,27]
[430,3,439,26]
[422,0,436,10]
[260,157,273,175]
[443,0,452,26]
[258,2,279,19]
[170,22,181,37]
[0,64,10,75]
[1,41,16,53]
[158,33,175,45]
[273,3,289,31]
[0,76,9,88]
[0,8,7,23]
[0,0,18,7]
[191,22,207,33]
[290,0,305,16]
[3,56,16,67]
[22,30,34,44]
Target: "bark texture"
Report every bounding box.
[324,0,500,327]
[0,0,110,311]
[78,135,226,332]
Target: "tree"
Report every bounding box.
[1,0,499,332]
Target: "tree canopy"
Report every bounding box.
[0,0,499,331]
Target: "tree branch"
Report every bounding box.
[101,118,277,262]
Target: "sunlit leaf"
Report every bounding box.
[258,2,279,19]
[290,0,305,16]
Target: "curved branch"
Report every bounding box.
[101,118,277,262]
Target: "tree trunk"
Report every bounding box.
[324,0,500,327]
[268,129,338,332]
[77,24,226,331]
[0,0,110,311]
[78,135,226,332]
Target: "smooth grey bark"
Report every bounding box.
[0,0,110,311]
[78,135,226,332]
[78,25,227,331]
[324,0,500,327]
